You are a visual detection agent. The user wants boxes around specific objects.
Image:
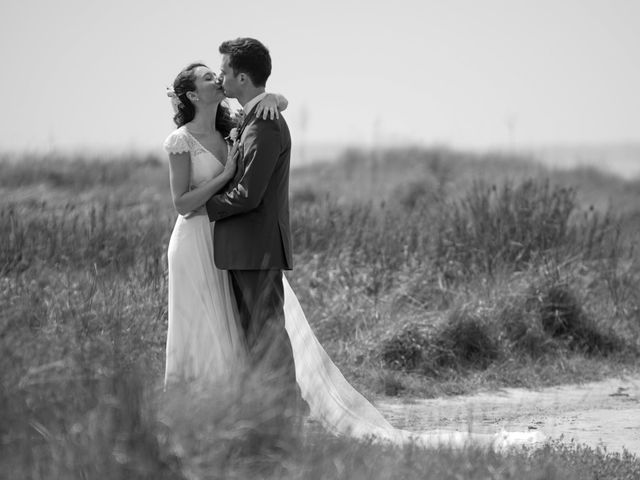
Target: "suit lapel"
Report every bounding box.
[231,107,257,186]
[238,105,258,139]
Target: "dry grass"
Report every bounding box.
[1,148,640,477]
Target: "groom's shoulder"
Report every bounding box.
[250,115,289,137]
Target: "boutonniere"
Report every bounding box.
[225,109,246,145]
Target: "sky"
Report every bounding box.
[1,0,639,157]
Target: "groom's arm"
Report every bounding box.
[206,119,280,221]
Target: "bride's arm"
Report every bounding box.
[168,144,239,216]
[255,93,288,120]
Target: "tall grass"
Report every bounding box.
[1,149,640,477]
[1,202,170,276]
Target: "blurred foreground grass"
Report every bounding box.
[1,148,640,478]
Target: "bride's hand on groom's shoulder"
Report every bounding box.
[256,93,284,120]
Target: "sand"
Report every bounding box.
[375,374,640,455]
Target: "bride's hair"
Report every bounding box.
[172,62,235,137]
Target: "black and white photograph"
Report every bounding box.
[2,1,640,478]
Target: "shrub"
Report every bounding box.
[380,308,501,376]
[500,305,555,359]
[436,307,501,369]
[381,274,633,378]
[380,323,430,372]
[500,277,628,359]
[531,282,623,355]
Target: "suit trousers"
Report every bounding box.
[229,269,304,423]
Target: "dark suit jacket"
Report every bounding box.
[206,106,293,271]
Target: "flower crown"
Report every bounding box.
[166,86,183,113]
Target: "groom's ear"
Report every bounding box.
[238,72,247,84]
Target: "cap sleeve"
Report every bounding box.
[163,129,190,154]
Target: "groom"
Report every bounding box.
[206,38,302,424]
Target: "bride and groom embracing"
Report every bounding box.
[163,37,545,451]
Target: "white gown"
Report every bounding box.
[164,126,247,385]
[163,127,545,450]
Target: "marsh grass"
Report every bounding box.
[1,148,640,477]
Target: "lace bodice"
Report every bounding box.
[163,126,224,187]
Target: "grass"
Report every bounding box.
[1,148,640,477]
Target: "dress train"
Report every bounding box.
[282,275,546,450]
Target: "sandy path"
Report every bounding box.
[374,375,640,455]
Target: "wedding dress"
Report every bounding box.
[164,126,246,385]
[163,127,545,450]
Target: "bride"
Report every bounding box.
[163,62,544,451]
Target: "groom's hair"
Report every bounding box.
[219,38,271,87]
